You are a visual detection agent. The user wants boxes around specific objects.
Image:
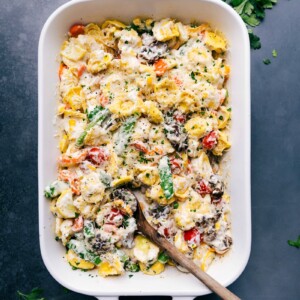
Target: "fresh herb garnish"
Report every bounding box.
[223,0,277,49]
[263,58,271,65]
[17,287,45,300]
[272,49,277,57]
[288,236,300,249]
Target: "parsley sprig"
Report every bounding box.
[288,236,300,249]
[223,0,277,49]
[17,287,45,300]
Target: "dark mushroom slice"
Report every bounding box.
[163,114,188,152]
[111,188,137,215]
[138,33,169,64]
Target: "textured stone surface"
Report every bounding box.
[0,0,299,299]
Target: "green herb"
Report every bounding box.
[223,0,277,49]
[158,156,174,200]
[129,274,134,278]
[17,287,45,300]
[158,252,170,264]
[263,58,271,65]
[272,49,277,57]
[190,71,197,83]
[115,115,138,155]
[76,107,109,147]
[124,260,140,272]
[288,236,300,249]
[173,201,179,209]
[219,116,224,120]
[122,215,130,228]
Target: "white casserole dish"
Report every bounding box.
[38,0,251,298]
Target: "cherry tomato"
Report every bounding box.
[170,157,182,173]
[87,147,109,165]
[173,111,186,123]
[72,215,84,232]
[184,228,202,245]
[131,141,148,153]
[77,65,86,78]
[196,179,212,196]
[69,24,85,37]
[202,131,218,150]
[163,228,170,238]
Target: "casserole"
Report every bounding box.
[38,0,251,298]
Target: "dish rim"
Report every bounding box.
[38,0,251,297]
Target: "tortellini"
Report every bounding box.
[46,18,232,278]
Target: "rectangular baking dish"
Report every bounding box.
[38,0,251,298]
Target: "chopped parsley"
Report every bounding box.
[190,71,197,83]
[263,58,271,65]
[272,49,277,57]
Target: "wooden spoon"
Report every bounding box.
[134,195,240,300]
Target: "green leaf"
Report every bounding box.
[288,236,300,248]
[242,14,261,27]
[230,0,244,7]
[263,59,271,65]
[244,2,254,16]
[17,287,45,300]
[272,49,278,57]
[248,31,261,49]
[233,0,248,15]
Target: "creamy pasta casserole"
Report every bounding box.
[45,18,232,277]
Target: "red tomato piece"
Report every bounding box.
[77,65,86,78]
[163,228,170,238]
[184,228,202,245]
[87,147,109,165]
[131,141,148,153]
[69,24,85,37]
[202,131,218,150]
[197,179,212,196]
[170,157,182,174]
[173,111,186,123]
[72,215,84,232]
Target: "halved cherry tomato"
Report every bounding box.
[58,150,88,167]
[72,215,84,232]
[99,94,109,106]
[87,147,109,165]
[154,59,167,76]
[202,131,218,150]
[163,228,170,238]
[173,111,186,123]
[184,228,202,245]
[170,157,182,173]
[196,179,212,196]
[77,65,86,78]
[131,141,148,153]
[69,24,85,37]
[59,169,81,195]
[106,208,124,226]
[58,63,67,80]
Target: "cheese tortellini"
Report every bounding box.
[45,18,233,279]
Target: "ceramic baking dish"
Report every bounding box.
[38,0,251,298]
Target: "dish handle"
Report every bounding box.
[95,297,195,300]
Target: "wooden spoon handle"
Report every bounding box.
[138,224,240,300]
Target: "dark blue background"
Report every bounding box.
[1,0,299,299]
